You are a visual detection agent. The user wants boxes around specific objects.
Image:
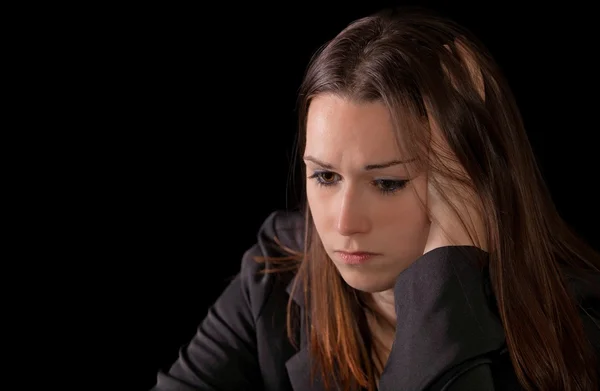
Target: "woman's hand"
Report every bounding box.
[422,117,488,255]
[423,175,488,254]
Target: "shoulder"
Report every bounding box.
[238,209,305,319]
[253,209,305,258]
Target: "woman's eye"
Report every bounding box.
[374,179,409,194]
[308,172,409,194]
[309,171,339,186]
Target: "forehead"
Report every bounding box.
[305,94,401,160]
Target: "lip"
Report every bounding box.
[335,251,379,265]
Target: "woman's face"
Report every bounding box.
[305,93,430,293]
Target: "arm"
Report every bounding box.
[151,247,263,391]
[378,246,506,391]
[440,362,496,391]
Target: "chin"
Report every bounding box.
[336,267,395,293]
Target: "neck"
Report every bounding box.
[369,288,396,325]
[363,288,397,375]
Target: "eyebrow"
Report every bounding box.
[303,155,414,171]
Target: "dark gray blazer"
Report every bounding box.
[151,210,600,391]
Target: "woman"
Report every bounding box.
[151,7,599,391]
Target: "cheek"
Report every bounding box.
[306,186,331,227]
[402,180,430,236]
[378,179,429,230]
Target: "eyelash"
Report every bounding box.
[308,171,409,195]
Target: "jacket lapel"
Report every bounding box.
[284,279,330,391]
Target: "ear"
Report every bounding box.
[443,38,485,101]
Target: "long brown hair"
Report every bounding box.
[266,7,599,391]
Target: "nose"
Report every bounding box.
[336,187,371,236]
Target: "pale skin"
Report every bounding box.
[304,93,486,364]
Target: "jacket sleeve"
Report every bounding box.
[443,362,496,390]
[378,246,506,391]
[427,356,498,390]
[150,246,264,391]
